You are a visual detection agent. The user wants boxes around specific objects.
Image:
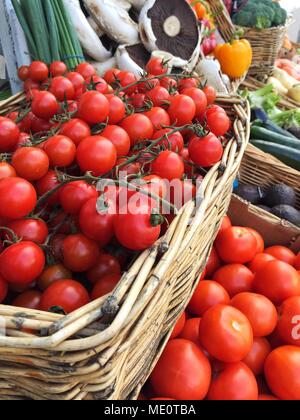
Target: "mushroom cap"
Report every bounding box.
[139,0,200,70]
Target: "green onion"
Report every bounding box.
[43,0,60,62]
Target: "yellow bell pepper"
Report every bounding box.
[216,39,253,79]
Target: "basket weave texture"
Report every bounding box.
[0,93,250,400]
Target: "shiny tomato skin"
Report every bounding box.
[31,91,59,120]
[117,71,137,95]
[213,264,254,298]
[216,216,232,240]
[203,86,217,105]
[206,110,231,136]
[101,125,131,157]
[49,76,75,101]
[40,279,90,314]
[277,296,300,346]
[247,228,265,254]
[76,63,96,79]
[199,304,253,363]
[146,86,170,107]
[264,346,300,400]
[168,95,196,126]
[59,181,98,215]
[248,253,276,273]
[121,114,154,146]
[144,107,171,131]
[152,128,184,153]
[150,339,211,400]
[215,227,258,264]
[36,170,60,206]
[60,119,91,146]
[205,247,222,278]
[37,264,72,291]
[12,147,49,181]
[178,78,198,92]
[104,68,121,85]
[0,276,8,303]
[151,151,184,181]
[77,91,110,125]
[243,337,272,376]
[258,394,279,400]
[91,273,121,300]
[0,241,45,285]
[0,117,20,152]
[0,162,16,179]
[106,95,126,125]
[29,61,48,82]
[188,134,223,168]
[0,177,37,219]
[182,88,208,117]
[62,234,100,273]
[180,318,202,347]
[170,312,186,339]
[18,65,29,81]
[44,135,76,168]
[188,280,230,317]
[264,246,296,266]
[7,218,48,245]
[50,61,67,77]
[12,290,42,310]
[87,253,121,284]
[146,58,168,76]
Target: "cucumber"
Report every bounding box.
[252,120,298,139]
[251,126,300,151]
[251,140,300,171]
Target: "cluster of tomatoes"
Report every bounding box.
[0,58,231,315]
[143,217,300,401]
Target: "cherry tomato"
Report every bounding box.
[18,65,30,81]
[199,304,253,363]
[152,128,184,153]
[31,91,59,120]
[12,147,49,181]
[121,114,154,146]
[59,181,98,215]
[0,177,37,219]
[208,362,258,400]
[29,61,49,82]
[37,264,72,291]
[265,346,300,400]
[188,280,230,317]
[49,76,75,101]
[36,170,61,206]
[30,115,52,134]
[0,162,16,179]
[7,218,48,245]
[231,292,278,337]
[76,135,117,176]
[150,339,211,400]
[182,88,208,118]
[146,58,168,76]
[128,93,146,110]
[213,264,254,298]
[146,86,170,107]
[0,241,45,285]
[253,260,300,305]
[180,318,202,347]
[152,151,184,181]
[91,273,121,300]
[12,290,42,310]
[0,117,20,152]
[60,118,91,146]
[203,86,217,105]
[50,61,67,77]
[101,125,131,157]
[168,95,196,126]
[62,234,100,272]
[44,135,76,168]
[178,78,198,92]
[242,337,271,376]
[0,275,8,303]
[216,216,232,240]
[277,296,300,346]
[248,253,276,273]
[23,79,40,92]
[170,312,186,339]
[264,246,296,266]
[77,91,110,125]
[188,134,223,167]
[144,107,171,131]
[215,227,258,264]
[40,279,90,314]
[246,228,265,254]
[206,109,231,136]
[67,71,85,91]
[205,247,222,278]
[117,71,137,95]
[104,68,121,85]
[87,253,121,284]
[160,76,177,90]
[106,95,126,125]
[76,63,96,79]
[87,75,108,94]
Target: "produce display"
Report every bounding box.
[141,216,300,400]
[232,0,287,29]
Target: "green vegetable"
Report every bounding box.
[252,120,298,139]
[232,0,287,29]
[251,140,300,171]
[248,84,281,117]
[43,0,60,62]
[271,109,300,130]
[251,126,300,151]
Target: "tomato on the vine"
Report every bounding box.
[91,273,121,300]
[50,76,75,101]
[152,150,184,181]
[29,61,49,82]
[188,134,223,168]
[0,162,16,179]
[121,114,154,146]
[144,107,171,131]
[0,177,37,219]
[62,234,100,272]
[0,117,20,152]
[76,63,96,79]
[12,147,49,181]
[12,290,42,310]
[7,218,48,245]
[146,86,170,107]
[59,181,98,215]
[168,95,196,126]
[182,88,208,117]
[18,66,29,81]
[152,128,184,153]
[37,264,72,291]
[44,135,76,168]
[146,58,168,76]
[87,253,121,284]
[106,95,126,125]
[36,170,61,206]
[60,118,91,146]
[50,61,67,77]
[203,85,217,105]
[104,68,121,85]
[77,91,110,125]
[31,91,59,120]
[102,125,131,157]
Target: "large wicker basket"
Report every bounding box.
[0,93,250,400]
[208,0,289,79]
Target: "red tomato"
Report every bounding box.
[101,125,131,157]
[37,264,72,291]
[50,77,75,101]
[117,71,138,95]
[12,147,49,181]
[141,175,168,200]
[0,276,8,303]
[18,65,29,81]
[150,339,211,400]
[146,58,168,76]
[77,136,117,176]
[0,162,16,179]
[253,260,300,305]
[160,76,177,90]
[67,72,85,91]
[178,78,198,92]
[199,304,254,363]
[0,177,37,219]
[86,75,108,94]
[248,253,276,273]
[206,109,231,136]
[247,228,265,254]
[44,135,76,168]
[264,246,296,266]
[180,318,202,347]
[7,218,48,245]
[152,151,184,181]
[294,252,300,270]
[213,264,254,298]
[77,91,110,125]
[188,134,223,167]
[243,337,272,376]
[76,63,96,79]
[87,254,121,284]
[146,86,170,107]
[168,95,196,126]
[49,61,67,77]
[170,312,186,339]
[60,119,91,146]
[258,394,279,400]
[91,273,121,300]
[62,234,100,273]
[182,88,208,117]
[31,91,59,120]
[215,227,258,264]
[217,216,232,240]
[203,86,217,105]
[231,293,278,337]
[30,115,52,134]
[265,346,300,400]
[0,241,45,285]
[188,280,230,316]
[144,107,171,131]
[50,234,66,261]
[40,279,90,314]
[152,128,184,153]
[36,170,61,206]
[277,296,300,346]
[208,362,258,400]
[104,68,121,85]
[106,95,126,125]
[58,181,97,215]
[29,61,49,82]
[0,117,20,152]
[205,247,222,278]
[12,290,42,310]
[121,114,154,146]
[128,93,146,110]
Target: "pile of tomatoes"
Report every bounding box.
[144,217,300,401]
[0,58,231,315]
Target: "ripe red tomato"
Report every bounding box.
[208,362,258,400]
[86,75,108,94]
[231,292,278,337]
[253,260,300,305]
[152,151,184,181]
[76,63,96,79]
[205,247,222,278]
[62,234,100,272]
[168,95,196,126]
[40,279,90,314]
[106,95,126,125]
[247,228,265,254]
[50,77,75,101]
[67,71,85,91]
[203,86,217,105]
[0,177,37,219]
[170,312,186,339]
[180,318,202,347]
[146,58,168,76]
[188,280,230,316]
[140,175,168,200]
[77,91,110,125]
[160,76,177,90]
[150,339,211,400]
[265,346,300,400]
[18,65,29,81]
[60,119,91,146]
[144,107,171,131]
[59,181,97,215]
[0,117,20,152]
[217,216,232,240]
[264,246,296,266]
[29,61,49,82]
[213,264,254,297]
[30,115,52,134]
[87,253,121,284]
[121,114,153,146]
[101,125,131,157]
[12,147,49,181]
[215,227,258,264]
[44,135,76,168]
[0,241,45,285]
[277,296,300,346]
[206,109,231,136]
[7,218,48,245]
[146,86,170,107]
[243,337,272,376]
[36,170,60,206]
[199,304,253,363]
[49,61,67,77]
[117,71,137,95]
[76,136,117,176]
[12,290,42,310]
[178,78,198,92]
[182,88,208,117]
[294,252,300,270]
[152,128,184,153]
[188,134,223,167]
[104,68,121,85]
[31,91,59,120]
[248,253,276,273]
[91,273,121,300]
[37,264,72,291]
[0,162,16,179]
[0,275,8,303]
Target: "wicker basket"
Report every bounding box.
[208,0,289,79]
[0,93,250,400]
